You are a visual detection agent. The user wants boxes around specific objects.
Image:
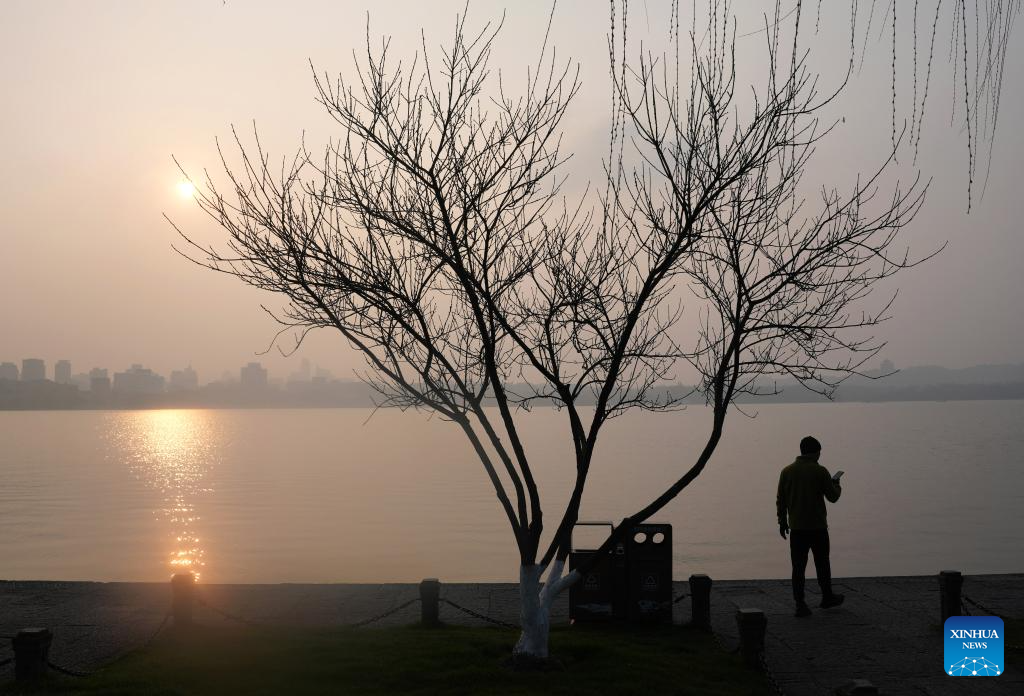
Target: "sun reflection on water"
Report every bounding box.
[111,410,217,580]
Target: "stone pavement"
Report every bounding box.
[709,574,1024,696]
[1,574,1021,695]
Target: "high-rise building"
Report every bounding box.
[0,362,18,381]
[71,373,91,391]
[170,365,199,391]
[240,362,268,389]
[287,358,312,385]
[89,368,111,395]
[55,360,72,384]
[21,358,45,382]
[112,364,165,394]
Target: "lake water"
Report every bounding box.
[1,401,1022,583]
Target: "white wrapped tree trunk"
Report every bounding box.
[513,560,579,660]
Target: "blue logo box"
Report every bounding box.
[944,615,1004,676]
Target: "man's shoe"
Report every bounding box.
[795,603,812,617]
[820,593,845,609]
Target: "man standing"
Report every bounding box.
[777,436,845,617]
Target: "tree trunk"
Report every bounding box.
[513,561,578,660]
[514,565,550,658]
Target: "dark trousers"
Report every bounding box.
[789,528,832,603]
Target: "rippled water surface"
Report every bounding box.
[1,401,1022,582]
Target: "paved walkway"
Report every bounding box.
[1,574,1021,694]
[708,574,1024,696]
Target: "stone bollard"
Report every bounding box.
[939,570,963,624]
[13,628,52,681]
[835,678,880,695]
[420,578,441,627]
[689,574,713,631]
[171,572,196,627]
[735,608,767,669]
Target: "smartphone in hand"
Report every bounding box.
[832,470,845,482]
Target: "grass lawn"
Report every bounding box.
[2,623,773,695]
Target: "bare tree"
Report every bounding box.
[173,4,925,660]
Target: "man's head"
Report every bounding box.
[800,436,822,459]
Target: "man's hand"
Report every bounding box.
[779,523,789,539]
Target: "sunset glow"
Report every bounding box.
[1,1,1023,686]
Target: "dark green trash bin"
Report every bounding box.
[569,522,628,623]
[626,523,673,623]
[569,521,673,624]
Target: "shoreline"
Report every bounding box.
[3,393,1024,412]
[5,570,1024,584]
[3,573,1022,695]
[4,570,1022,588]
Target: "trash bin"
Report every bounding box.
[626,523,673,623]
[569,522,628,623]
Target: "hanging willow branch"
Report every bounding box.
[860,0,1019,209]
[740,0,1021,211]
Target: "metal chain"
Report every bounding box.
[660,592,688,610]
[4,597,415,680]
[441,598,519,629]
[962,594,1021,649]
[196,597,268,627]
[0,613,171,678]
[664,592,687,618]
[442,591,687,630]
[45,659,94,678]
[198,594,420,629]
[143,612,171,647]
[962,594,1001,616]
[347,598,420,628]
[758,650,787,696]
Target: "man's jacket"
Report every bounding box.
[776,455,842,530]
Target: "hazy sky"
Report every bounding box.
[2,1,1022,383]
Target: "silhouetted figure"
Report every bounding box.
[776,436,844,617]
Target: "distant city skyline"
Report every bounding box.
[0,354,350,391]
[2,352,1022,412]
[3,351,1024,393]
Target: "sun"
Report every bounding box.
[176,180,196,199]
